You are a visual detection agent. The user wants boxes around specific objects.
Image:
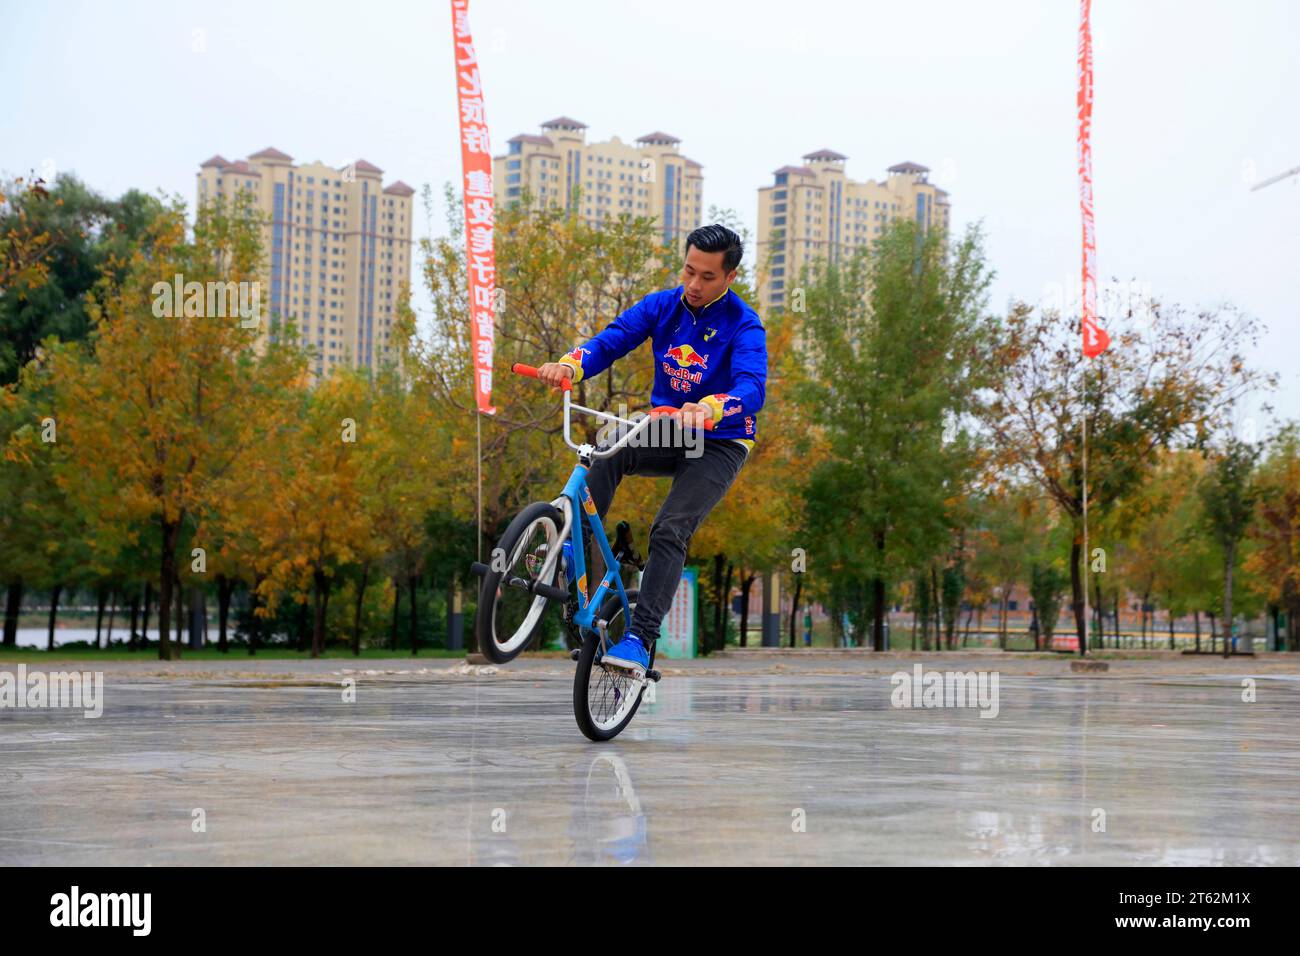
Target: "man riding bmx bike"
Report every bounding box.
[534,223,768,675]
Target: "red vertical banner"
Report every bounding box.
[451,0,496,413]
[1077,0,1109,359]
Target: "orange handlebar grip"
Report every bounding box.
[513,362,571,391]
[649,406,715,431]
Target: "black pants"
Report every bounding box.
[582,430,749,644]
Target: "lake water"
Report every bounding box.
[11,627,174,649]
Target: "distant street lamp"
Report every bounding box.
[1250,165,1300,192]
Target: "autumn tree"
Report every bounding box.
[49,194,303,659]
[1249,425,1300,650]
[1200,436,1260,657]
[984,300,1271,655]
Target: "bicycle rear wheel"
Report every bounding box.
[476,501,564,663]
[573,589,654,742]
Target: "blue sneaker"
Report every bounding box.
[602,634,649,676]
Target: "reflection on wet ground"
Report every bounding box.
[1,672,1297,865]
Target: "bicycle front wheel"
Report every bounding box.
[476,501,564,663]
[573,589,653,742]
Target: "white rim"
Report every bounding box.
[490,514,561,655]
[588,606,645,732]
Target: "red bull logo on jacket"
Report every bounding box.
[664,344,709,369]
[662,344,709,391]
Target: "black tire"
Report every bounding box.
[475,501,564,664]
[573,589,655,742]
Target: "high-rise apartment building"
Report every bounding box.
[196,148,415,376]
[755,152,951,311]
[493,117,704,244]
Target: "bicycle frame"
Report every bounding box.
[507,362,713,647]
[551,388,652,638]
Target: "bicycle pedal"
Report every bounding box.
[569,648,581,662]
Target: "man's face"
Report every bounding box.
[680,245,736,308]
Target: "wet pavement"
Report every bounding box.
[1,653,1298,865]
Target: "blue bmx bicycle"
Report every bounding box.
[470,362,714,741]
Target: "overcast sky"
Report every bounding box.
[4,0,1297,426]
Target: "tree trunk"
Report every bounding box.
[128,591,140,651]
[931,567,941,652]
[1168,607,1175,650]
[3,578,22,647]
[46,583,62,650]
[390,578,401,652]
[710,553,726,655]
[738,573,755,648]
[1141,591,1150,649]
[872,529,887,652]
[1112,591,1121,648]
[719,562,734,650]
[141,580,152,649]
[216,574,232,653]
[95,588,107,648]
[248,576,264,656]
[789,574,803,648]
[187,586,204,650]
[159,524,181,657]
[352,562,371,656]
[174,574,183,649]
[999,587,1009,651]
[1194,608,1201,653]
[408,575,419,655]
[1223,541,1235,659]
[1092,577,1105,650]
[919,589,929,652]
[1208,612,1217,653]
[312,568,329,659]
[1068,533,1087,655]
[296,599,310,652]
[910,606,917,651]
[106,590,117,646]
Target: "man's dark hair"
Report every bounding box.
[685,223,743,273]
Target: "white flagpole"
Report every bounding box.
[1082,368,1089,656]
[476,409,483,563]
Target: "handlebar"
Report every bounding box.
[512,361,715,457]
[511,362,715,432]
[511,362,571,392]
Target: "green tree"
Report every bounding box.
[796,218,995,651]
[1248,426,1300,650]
[0,175,163,384]
[1200,437,1260,657]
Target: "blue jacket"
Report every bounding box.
[557,286,768,447]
